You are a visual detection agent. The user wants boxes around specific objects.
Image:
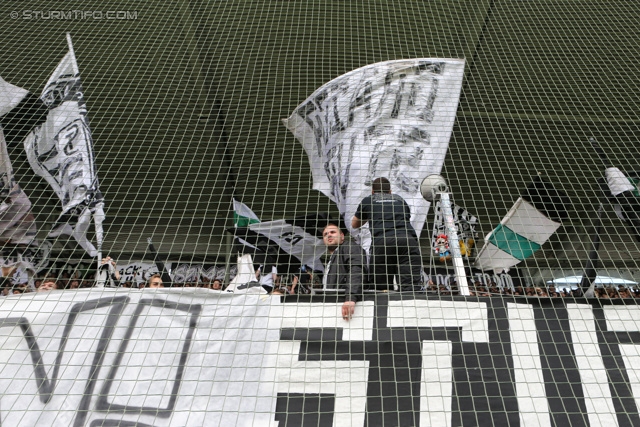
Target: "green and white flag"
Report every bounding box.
[475,177,570,273]
[475,198,560,273]
[233,198,260,227]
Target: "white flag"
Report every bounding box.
[0,76,28,117]
[23,34,104,257]
[283,59,465,240]
[603,167,640,241]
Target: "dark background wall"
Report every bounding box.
[0,1,638,277]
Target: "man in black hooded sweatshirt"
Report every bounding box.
[352,177,422,291]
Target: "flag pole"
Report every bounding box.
[214,96,238,286]
[147,238,172,286]
[422,175,469,295]
[580,203,603,297]
[580,139,609,297]
[67,32,103,279]
[225,206,236,285]
[439,192,470,295]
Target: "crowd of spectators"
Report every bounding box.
[0,274,227,295]
[426,281,640,299]
[2,261,639,300]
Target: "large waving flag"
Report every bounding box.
[282,59,465,240]
[22,34,105,257]
[232,220,325,273]
[475,176,571,273]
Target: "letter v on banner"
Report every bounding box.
[23,34,105,258]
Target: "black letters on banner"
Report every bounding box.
[277,295,640,427]
[2,295,640,426]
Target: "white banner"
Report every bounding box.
[115,261,160,284]
[0,290,282,427]
[1,292,640,426]
[113,262,228,285]
[283,59,465,239]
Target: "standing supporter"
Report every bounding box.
[256,264,278,293]
[11,285,28,295]
[146,274,164,288]
[271,287,285,296]
[290,265,313,295]
[322,223,365,321]
[211,279,223,291]
[352,177,422,291]
[0,277,11,296]
[98,256,121,287]
[198,278,211,289]
[38,279,57,292]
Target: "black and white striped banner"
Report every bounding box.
[0,291,639,426]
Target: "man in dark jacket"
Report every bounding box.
[352,177,422,290]
[322,223,365,321]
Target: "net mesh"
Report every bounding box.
[0,1,639,425]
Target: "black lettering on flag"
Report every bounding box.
[391,78,406,119]
[420,78,439,123]
[348,81,373,125]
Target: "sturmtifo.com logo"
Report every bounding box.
[11,10,138,20]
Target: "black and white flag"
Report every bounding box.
[283,59,465,242]
[23,34,105,257]
[0,77,43,248]
[233,219,325,272]
[247,220,325,271]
